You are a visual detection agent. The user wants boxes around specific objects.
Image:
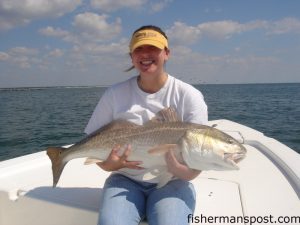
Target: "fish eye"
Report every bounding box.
[228,139,235,144]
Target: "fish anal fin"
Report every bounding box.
[157,171,173,188]
[150,107,181,123]
[84,158,103,165]
[148,144,178,155]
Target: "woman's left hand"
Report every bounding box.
[165,150,201,181]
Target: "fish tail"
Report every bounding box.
[46,147,66,187]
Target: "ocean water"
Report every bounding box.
[0,83,299,161]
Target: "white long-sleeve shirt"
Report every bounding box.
[84,74,208,183]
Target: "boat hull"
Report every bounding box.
[1,120,299,225]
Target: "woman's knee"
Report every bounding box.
[146,179,196,225]
[98,174,146,225]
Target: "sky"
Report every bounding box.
[0,0,300,88]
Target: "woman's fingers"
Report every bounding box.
[125,161,144,169]
[121,144,144,169]
[121,144,131,160]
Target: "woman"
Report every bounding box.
[85,25,208,225]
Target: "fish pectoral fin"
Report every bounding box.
[148,144,178,155]
[84,158,103,165]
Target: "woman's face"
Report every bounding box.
[131,45,170,76]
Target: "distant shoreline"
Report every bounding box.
[0,85,108,91]
[1,82,299,91]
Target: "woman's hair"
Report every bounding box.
[132,25,168,40]
[125,25,168,72]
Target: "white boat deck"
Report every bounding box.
[0,120,299,225]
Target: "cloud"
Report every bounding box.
[166,20,247,45]
[72,39,128,55]
[0,47,40,68]
[91,0,146,12]
[48,49,64,57]
[168,45,282,83]
[3,14,299,86]
[267,17,300,35]
[150,0,173,13]
[36,12,126,74]
[73,12,122,41]
[167,18,300,46]
[197,20,244,39]
[38,26,78,43]
[167,22,201,45]
[39,26,70,37]
[39,12,122,44]
[90,0,172,13]
[0,0,82,30]
[0,51,10,61]
[8,47,39,56]
[1,46,67,70]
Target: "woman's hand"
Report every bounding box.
[165,150,201,181]
[97,144,143,172]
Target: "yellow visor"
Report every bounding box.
[129,29,168,53]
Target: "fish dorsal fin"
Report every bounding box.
[150,107,181,123]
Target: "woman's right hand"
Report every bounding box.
[97,144,144,172]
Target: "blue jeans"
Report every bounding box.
[98,173,196,225]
